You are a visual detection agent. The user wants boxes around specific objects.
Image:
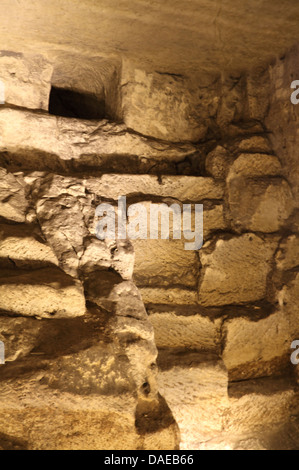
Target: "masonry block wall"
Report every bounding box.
[0,47,298,450]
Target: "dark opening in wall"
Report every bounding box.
[49,86,106,119]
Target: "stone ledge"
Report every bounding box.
[0,224,59,269]
[0,268,86,319]
[150,312,221,352]
[0,108,198,172]
[140,288,198,306]
[86,174,224,202]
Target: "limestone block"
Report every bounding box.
[199,234,277,306]
[0,51,52,110]
[217,75,247,128]
[228,177,294,233]
[25,174,136,279]
[121,66,218,142]
[237,136,272,154]
[222,310,291,381]
[227,153,282,180]
[158,360,228,449]
[36,195,90,277]
[0,224,58,269]
[140,288,198,306]
[41,271,159,397]
[121,337,158,397]
[44,342,136,395]
[246,68,271,121]
[33,173,224,220]
[86,272,148,321]
[31,173,86,200]
[80,239,135,281]
[0,379,179,450]
[133,239,199,289]
[199,392,299,450]
[225,377,299,436]
[203,205,227,238]
[0,109,197,169]
[149,311,221,352]
[86,174,225,202]
[158,355,298,449]
[0,268,86,319]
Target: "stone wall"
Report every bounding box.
[0,49,298,450]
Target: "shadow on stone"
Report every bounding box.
[135,394,178,435]
[49,86,106,120]
[0,432,29,450]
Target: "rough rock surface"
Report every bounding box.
[0,163,182,449]
[159,358,228,449]
[276,235,299,271]
[0,169,28,223]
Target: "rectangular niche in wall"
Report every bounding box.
[49,53,122,121]
[49,86,106,119]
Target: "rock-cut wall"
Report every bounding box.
[0,49,298,450]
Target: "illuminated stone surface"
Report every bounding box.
[0,2,299,450]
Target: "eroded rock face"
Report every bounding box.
[0,161,181,450]
[0,169,28,223]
